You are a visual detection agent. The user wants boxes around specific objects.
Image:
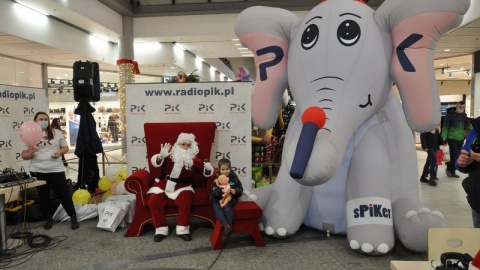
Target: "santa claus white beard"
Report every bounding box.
[171,147,195,170]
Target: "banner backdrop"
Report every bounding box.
[126,82,253,189]
[0,84,48,172]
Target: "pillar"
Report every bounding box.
[117,16,137,155]
[472,51,480,118]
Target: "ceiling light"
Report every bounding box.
[448,73,452,78]
[66,89,71,94]
[58,86,63,94]
[52,89,57,94]
[444,49,451,52]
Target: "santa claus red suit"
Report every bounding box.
[146,133,213,242]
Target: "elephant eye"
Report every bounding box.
[301,24,319,50]
[337,20,360,46]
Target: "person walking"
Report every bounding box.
[442,101,472,178]
[420,123,444,186]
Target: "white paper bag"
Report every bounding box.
[98,201,130,228]
[96,204,126,232]
[105,194,136,223]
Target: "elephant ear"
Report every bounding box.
[375,0,470,132]
[235,7,300,129]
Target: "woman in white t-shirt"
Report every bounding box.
[21,112,78,230]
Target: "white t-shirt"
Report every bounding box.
[23,129,68,173]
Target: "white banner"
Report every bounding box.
[126,82,253,190]
[0,84,48,172]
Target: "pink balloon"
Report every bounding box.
[19,121,42,147]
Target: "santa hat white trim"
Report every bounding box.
[177,133,195,144]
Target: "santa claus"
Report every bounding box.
[147,133,214,242]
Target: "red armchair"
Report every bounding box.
[124,122,217,237]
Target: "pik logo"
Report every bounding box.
[12,121,24,130]
[23,107,34,115]
[230,135,247,144]
[215,122,231,131]
[199,104,215,112]
[130,136,146,144]
[215,152,231,160]
[0,107,10,115]
[230,103,246,112]
[132,166,147,173]
[130,105,146,113]
[232,166,247,175]
[164,104,180,114]
[37,140,52,147]
[0,140,13,148]
[353,204,391,219]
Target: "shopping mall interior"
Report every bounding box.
[1,0,480,269]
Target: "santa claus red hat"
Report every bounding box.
[177,133,196,143]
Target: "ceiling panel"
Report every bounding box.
[0,0,478,86]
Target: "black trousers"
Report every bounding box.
[31,171,76,218]
[446,139,465,173]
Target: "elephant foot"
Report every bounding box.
[349,240,390,254]
[347,224,394,255]
[264,226,289,238]
[394,207,444,252]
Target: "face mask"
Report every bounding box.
[456,109,464,114]
[38,121,49,129]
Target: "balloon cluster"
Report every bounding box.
[97,165,130,198]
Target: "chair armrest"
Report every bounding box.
[125,169,153,206]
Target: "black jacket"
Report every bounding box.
[211,171,243,200]
[420,130,444,150]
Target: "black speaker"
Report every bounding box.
[73,60,100,102]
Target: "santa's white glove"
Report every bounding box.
[204,162,213,172]
[203,162,214,177]
[158,143,171,159]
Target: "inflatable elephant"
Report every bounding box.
[235,0,470,255]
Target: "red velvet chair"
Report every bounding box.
[124,122,218,237]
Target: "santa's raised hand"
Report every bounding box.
[158,143,171,159]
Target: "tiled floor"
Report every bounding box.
[2,149,476,270]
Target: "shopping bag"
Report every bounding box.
[96,204,126,232]
[442,145,450,162]
[105,194,136,223]
[436,149,444,165]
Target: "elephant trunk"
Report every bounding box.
[290,107,326,179]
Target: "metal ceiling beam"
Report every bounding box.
[134,0,320,17]
[98,0,134,16]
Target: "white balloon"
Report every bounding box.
[105,165,121,181]
[115,180,130,195]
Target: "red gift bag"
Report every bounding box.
[436,149,445,165]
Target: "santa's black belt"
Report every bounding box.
[165,175,190,184]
